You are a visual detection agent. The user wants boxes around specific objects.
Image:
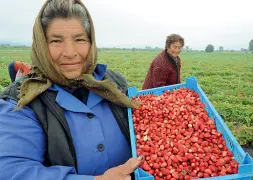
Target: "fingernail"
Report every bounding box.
[138,155,144,160]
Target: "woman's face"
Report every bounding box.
[46,18,91,79]
[167,41,183,58]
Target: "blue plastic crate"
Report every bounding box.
[127,76,253,180]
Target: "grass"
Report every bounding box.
[0,48,252,145]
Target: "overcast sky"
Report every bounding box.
[0,0,252,50]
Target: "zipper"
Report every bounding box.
[165,50,179,83]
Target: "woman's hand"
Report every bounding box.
[94,156,143,180]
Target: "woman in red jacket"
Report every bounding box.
[142,34,184,90]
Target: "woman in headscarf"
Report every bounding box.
[0,0,142,179]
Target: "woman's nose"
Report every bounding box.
[63,41,77,58]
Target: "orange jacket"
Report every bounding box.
[14,61,31,76]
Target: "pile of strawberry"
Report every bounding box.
[132,88,239,180]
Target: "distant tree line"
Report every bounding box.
[205,39,253,53]
[2,39,253,52]
[98,47,163,52]
[0,44,30,48]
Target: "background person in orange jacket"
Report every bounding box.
[8,61,31,82]
[142,34,184,90]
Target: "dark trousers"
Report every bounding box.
[8,61,16,82]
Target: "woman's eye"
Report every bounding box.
[76,39,86,42]
[50,40,61,43]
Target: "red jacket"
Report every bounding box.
[142,49,181,90]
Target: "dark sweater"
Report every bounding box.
[142,49,181,90]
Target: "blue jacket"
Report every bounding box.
[0,64,131,180]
